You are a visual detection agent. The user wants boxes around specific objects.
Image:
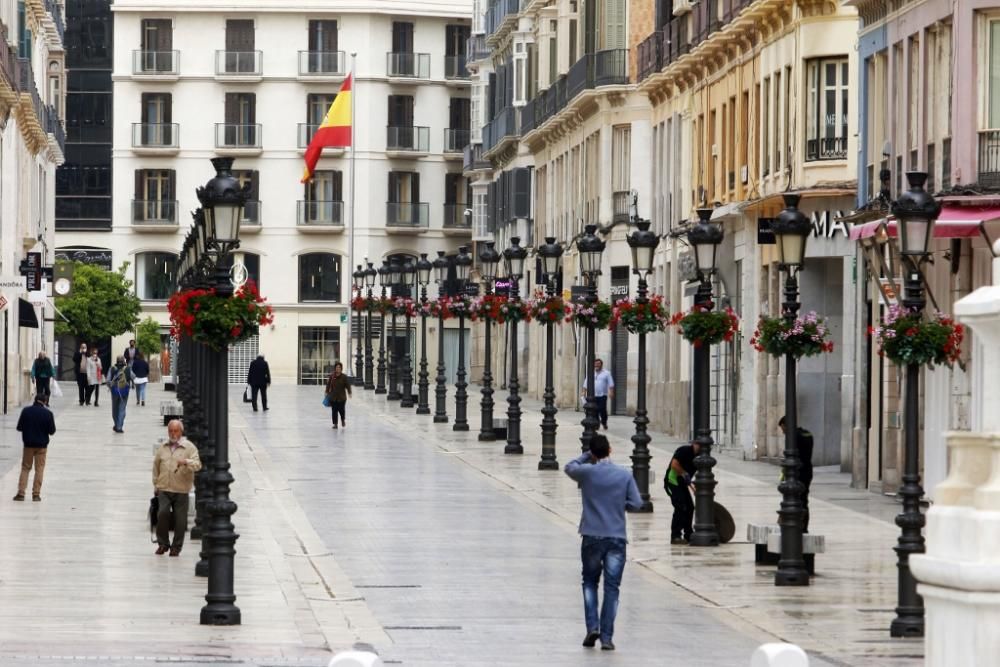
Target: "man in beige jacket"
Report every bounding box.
[152,420,202,556]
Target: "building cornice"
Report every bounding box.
[111,1,471,20]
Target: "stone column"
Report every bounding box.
[912,256,1000,665]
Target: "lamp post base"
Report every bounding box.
[537,459,558,471]
[200,605,242,626]
[688,531,718,546]
[416,406,430,415]
[890,609,925,638]
[774,567,810,587]
[504,444,523,455]
[433,415,448,424]
[478,432,495,442]
[453,423,469,432]
[195,560,209,578]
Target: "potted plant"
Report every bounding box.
[168,279,274,351]
[569,299,615,330]
[527,291,572,325]
[671,303,740,348]
[869,305,964,369]
[469,294,510,324]
[750,311,834,358]
[611,295,671,334]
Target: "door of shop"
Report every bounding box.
[609,266,629,414]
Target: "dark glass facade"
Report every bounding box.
[56,0,113,231]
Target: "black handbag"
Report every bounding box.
[148,495,159,543]
[243,385,252,403]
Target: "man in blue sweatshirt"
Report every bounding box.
[564,433,643,651]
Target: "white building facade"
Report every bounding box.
[56,0,472,384]
[0,0,64,404]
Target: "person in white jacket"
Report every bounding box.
[85,348,102,407]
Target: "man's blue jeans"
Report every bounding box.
[581,535,626,643]
[111,391,127,430]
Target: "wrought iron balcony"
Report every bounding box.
[297,200,344,226]
[612,191,631,223]
[386,52,430,79]
[132,122,178,149]
[445,55,469,79]
[463,143,490,172]
[386,202,429,230]
[483,106,518,153]
[133,50,179,75]
[444,128,470,153]
[45,104,64,151]
[132,199,178,225]
[215,50,262,76]
[466,34,489,63]
[298,50,345,76]
[979,130,1000,188]
[805,136,848,162]
[638,31,663,82]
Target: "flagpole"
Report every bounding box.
[348,53,357,380]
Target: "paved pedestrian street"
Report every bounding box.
[0,385,923,666]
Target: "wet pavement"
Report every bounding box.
[0,383,921,666]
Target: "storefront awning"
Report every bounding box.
[849,205,1000,241]
[18,298,38,329]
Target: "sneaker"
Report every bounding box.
[341,421,346,428]
[600,640,615,651]
[155,545,169,555]
[169,548,180,557]
[582,631,600,648]
[12,494,24,501]
[142,401,145,406]
[32,495,41,502]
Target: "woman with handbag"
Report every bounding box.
[85,348,102,407]
[324,362,352,429]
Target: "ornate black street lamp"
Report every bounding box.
[626,220,659,509]
[537,237,563,470]
[387,259,402,401]
[195,156,245,625]
[400,260,416,408]
[432,251,449,423]
[478,242,501,441]
[890,172,940,637]
[687,208,723,544]
[352,266,365,386]
[375,261,390,394]
[577,224,606,453]
[772,193,813,586]
[453,246,473,431]
[415,253,433,414]
[364,262,377,389]
[503,237,528,454]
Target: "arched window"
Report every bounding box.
[135,252,177,301]
[298,252,341,302]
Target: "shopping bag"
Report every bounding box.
[322,393,331,407]
[49,378,63,397]
[243,385,252,403]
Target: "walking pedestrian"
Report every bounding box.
[664,440,700,544]
[85,348,102,407]
[564,433,642,651]
[123,339,138,366]
[30,351,54,399]
[152,420,201,556]
[132,352,150,406]
[13,394,56,502]
[779,416,814,533]
[72,342,88,405]
[107,356,134,433]
[581,359,615,430]
[246,354,271,412]
[325,361,351,429]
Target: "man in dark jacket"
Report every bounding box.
[72,342,88,405]
[247,355,271,412]
[779,416,814,533]
[14,394,56,501]
[664,440,701,544]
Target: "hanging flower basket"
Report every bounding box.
[371,297,393,316]
[611,295,671,334]
[469,294,509,324]
[569,299,615,330]
[168,280,274,351]
[498,297,532,324]
[417,298,441,318]
[671,304,739,348]
[869,305,964,369]
[438,294,473,320]
[389,297,416,318]
[527,293,572,325]
[350,295,368,312]
[751,311,834,359]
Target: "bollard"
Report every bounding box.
[328,651,382,667]
[751,643,809,667]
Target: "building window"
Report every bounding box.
[298,252,342,302]
[223,92,257,146]
[135,252,177,301]
[140,18,173,72]
[298,327,340,385]
[762,77,770,177]
[806,57,849,161]
[302,170,343,224]
[234,170,260,224]
[133,169,176,223]
[988,20,1000,128]
[224,19,256,73]
[308,19,338,52]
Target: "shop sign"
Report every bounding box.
[811,210,852,239]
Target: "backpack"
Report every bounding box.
[111,367,130,392]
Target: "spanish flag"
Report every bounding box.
[301,73,352,183]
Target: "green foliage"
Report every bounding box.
[135,317,162,358]
[54,262,142,342]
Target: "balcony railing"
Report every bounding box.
[298,50,345,76]
[443,203,472,229]
[638,31,662,81]
[485,0,521,38]
[386,52,430,79]
[520,96,536,135]
[45,104,65,151]
[132,122,178,148]
[387,202,429,229]
[242,199,261,225]
[215,50,262,76]
[466,34,489,62]
[483,106,518,153]
[595,49,628,86]
[43,0,65,42]
[445,55,469,79]
[805,136,848,161]
[0,42,16,93]
[942,137,952,190]
[444,128,470,153]
[297,200,344,226]
[463,143,489,171]
[612,190,631,223]
[215,123,261,149]
[132,50,179,75]
[387,125,430,152]
[567,54,594,99]
[132,199,178,225]
[297,123,343,149]
[17,58,44,123]
[979,130,1000,188]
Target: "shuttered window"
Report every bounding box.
[601,0,626,50]
[308,20,338,52]
[226,19,255,51]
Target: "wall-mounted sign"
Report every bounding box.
[758,218,776,245]
[54,248,113,269]
[811,210,852,239]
